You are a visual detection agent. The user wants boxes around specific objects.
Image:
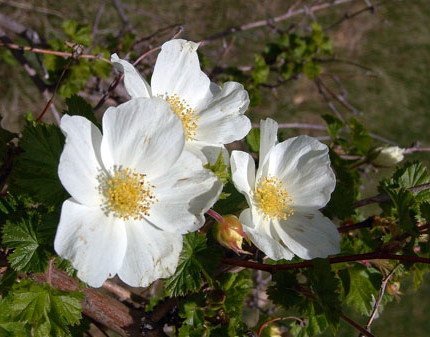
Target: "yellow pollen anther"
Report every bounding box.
[165,94,199,140]
[98,166,156,220]
[254,176,294,220]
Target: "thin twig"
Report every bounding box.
[200,0,360,45]
[111,0,134,33]
[358,264,400,337]
[0,0,64,18]
[222,252,430,273]
[0,42,110,62]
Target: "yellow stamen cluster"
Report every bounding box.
[165,94,199,140]
[98,166,156,220]
[254,176,294,220]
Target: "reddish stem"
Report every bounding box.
[222,252,430,273]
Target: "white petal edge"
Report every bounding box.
[118,219,183,287]
[273,209,340,260]
[240,208,294,260]
[259,118,278,167]
[196,82,251,144]
[58,115,104,206]
[186,141,229,166]
[263,135,335,208]
[100,97,184,179]
[54,199,127,287]
[148,150,222,234]
[151,39,212,110]
[230,150,256,205]
[111,53,152,98]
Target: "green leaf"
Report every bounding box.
[165,233,221,297]
[9,122,68,205]
[308,259,341,327]
[324,151,360,219]
[252,54,269,85]
[2,216,51,272]
[345,266,380,316]
[322,114,343,139]
[221,270,252,317]
[246,128,260,153]
[4,280,83,337]
[267,270,304,311]
[204,152,229,184]
[348,118,372,155]
[64,95,97,125]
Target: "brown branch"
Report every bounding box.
[340,313,375,337]
[354,182,430,208]
[0,41,110,62]
[33,268,140,337]
[200,0,360,44]
[222,252,430,273]
[403,146,430,154]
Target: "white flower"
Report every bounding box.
[373,146,404,167]
[111,39,251,164]
[230,118,340,260]
[54,97,222,287]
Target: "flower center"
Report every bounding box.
[165,94,199,140]
[254,176,294,220]
[98,166,156,220]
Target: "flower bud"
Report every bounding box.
[372,146,405,167]
[213,214,249,254]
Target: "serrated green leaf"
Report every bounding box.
[345,266,380,316]
[9,122,68,205]
[64,95,97,125]
[2,217,50,272]
[4,280,83,337]
[204,152,229,184]
[165,233,220,297]
[308,259,341,327]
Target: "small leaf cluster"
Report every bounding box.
[0,280,83,337]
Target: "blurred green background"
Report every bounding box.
[1,0,429,336]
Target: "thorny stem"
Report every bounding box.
[222,252,430,273]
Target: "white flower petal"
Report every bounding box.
[273,209,340,260]
[100,98,184,178]
[118,219,182,287]
[54,199,127,287]
[259,118,278,166]
[111,53,152,98]
[196,82,251,144]
[230,150,256,204]
[58,115,103,206]
[151,39,212,109]
[187,141,229,166]
[263,135,335,208]
[148,150,222,233]
[240,208,294,260]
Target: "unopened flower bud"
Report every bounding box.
[213,214,249,254]
[372,146,405,167]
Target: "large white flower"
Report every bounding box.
[54,97,222,288]
[111,39,251,164]
[230,118,340,260]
